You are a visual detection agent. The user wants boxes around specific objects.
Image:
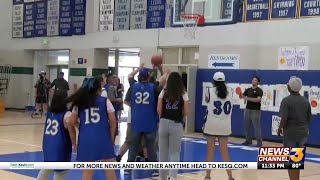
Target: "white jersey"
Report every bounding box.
[203,86,233,136]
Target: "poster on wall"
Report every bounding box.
[278,46,309,70]
[300,0,320,17]
[73,0,86,35]
[34,0,47,37]
[12,0,24,38]
[130,0,147,29]
[271,115,281,136]
[165,0,173,27]
[99,0,114,31]
[47,0,60,36]
[59,0,74,36]
[221,0,233,19]
[23,0,36,38]
[146,0,166,29]
[244,0,269,22]
[260,85,274,111]
[270,0,297,20]
[309,86,320,114]
[114,0,130,31]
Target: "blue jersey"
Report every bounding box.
[131,82,157,132]
[77,96,115,161]
[42,112,72,162]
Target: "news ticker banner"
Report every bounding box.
[243,0,320,22]
[12,0,86,38]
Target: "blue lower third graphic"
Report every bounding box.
[0,138,319,180]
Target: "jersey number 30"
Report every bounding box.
[135,92,150,104]
[45,119,59,136]
[213,101,232,115]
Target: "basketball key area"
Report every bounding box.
[0,112,320,180]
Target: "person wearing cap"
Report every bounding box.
[51,72,69,100]
[203,72,234,180]
[124,67,160,176]
[277,76,311,180]
[34,71,51,115]
[239,76,263,147]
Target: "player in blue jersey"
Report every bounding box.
[37,92,72,180]
[125,68,160,176]
[67,75,117,180]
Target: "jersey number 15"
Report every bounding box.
[213,101,232,115]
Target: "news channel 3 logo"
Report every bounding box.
[289,147,306,169]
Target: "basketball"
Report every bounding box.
[151,55,163,66]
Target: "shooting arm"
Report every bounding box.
[128,63,144,79]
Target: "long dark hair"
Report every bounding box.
[213,80,228,99]
[165,72,185,103]
[49,93,67,114]
[67,75,103,110]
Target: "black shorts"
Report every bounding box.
[36,96,47,103]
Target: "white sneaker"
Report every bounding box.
[167,177,176,180]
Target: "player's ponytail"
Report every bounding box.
[67,75,103,110]
[214,81,228,99]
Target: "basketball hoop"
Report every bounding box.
[180,14,205,39]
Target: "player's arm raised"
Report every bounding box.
[128,63,144,80]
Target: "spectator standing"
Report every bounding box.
[51,72,69,100]
[239,76,263,147]
[34,71,51,115]
[277,76,311,180]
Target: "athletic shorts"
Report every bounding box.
[36,96,47,103]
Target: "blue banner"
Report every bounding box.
[300,0,320,17]
[34,0,47,37]
[270,0,297,19]
[59,0,73,36]
[222,0,233,19]
[73,0,86,35]
[23,2,36,38]
[146,0,166,29]
[13,0,24,5]
[245,0,270,21]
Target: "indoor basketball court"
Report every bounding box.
[1,0,320,179]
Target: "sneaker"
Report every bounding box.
[204,177,211,180]
[256,142,263,147]
[152,170,159,177]
[241,141,252,146]
[167,177,176,180]
[124,169,131,175]
[116,155,122,162]
[135,156,141,162]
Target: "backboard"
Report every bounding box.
[172,0,238,26]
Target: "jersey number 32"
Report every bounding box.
[213,101,232,115]
[135,92,150,104]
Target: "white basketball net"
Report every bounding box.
[180,15,200,39]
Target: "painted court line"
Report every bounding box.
[0,139,41,148]
[0,123,44,126]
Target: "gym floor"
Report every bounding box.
[0,111,320,180]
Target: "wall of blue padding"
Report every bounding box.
[195,69,320,146]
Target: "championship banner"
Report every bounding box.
[47,0,60,36]
[244,0,269,22]
[165,0,173,27]
[12,0,24,38]
[73,0,86,35]
[270,0,298,19]
[146,0,166,29]
[130,0,147,29]
[23,0,36,38]
[221,0,233,19]
[114,0,130,31]
[0,162,256,170]
[99,0,114,31]
[59,0,73,36]
[299,0,320,17]
[34,0,47,37]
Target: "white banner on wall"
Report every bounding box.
[278,46,309,70]
[99,0,114,31]
[12,3,24,38]
[130,0,147,29]
[271,115,281,136]
[208,54,240,69]
[114,0,130,30]
[165,0,173,27]
[47,0,60,36]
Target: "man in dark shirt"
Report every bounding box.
[51,72,69,100]
[239,76,263,147]
[277,76,311,180]
[34,71,51,115]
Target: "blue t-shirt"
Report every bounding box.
[77,96,115,161]
[130,82,158,132]
[42,112,72,162]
